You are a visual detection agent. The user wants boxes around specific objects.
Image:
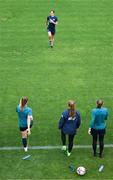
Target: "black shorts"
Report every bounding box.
[48,28,55,35]
[91,128,106,136]
[19,121,33,131]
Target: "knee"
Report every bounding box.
[21,131,27,138]
[48,31,52,37]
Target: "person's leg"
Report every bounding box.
[91,128,98,156]
[51,35,54,47]
[61,131,66,150]
[68,134,75,154]
[99,129,105,157]
[48,31,52,46]
[21,130,28,151]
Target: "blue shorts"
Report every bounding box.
[19,121,33,131]
[48,28,55,35]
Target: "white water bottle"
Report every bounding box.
[99,165,104,172]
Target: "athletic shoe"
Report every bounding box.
[61,145,67,151]
[67,150,71,157]
[24,147,28,152]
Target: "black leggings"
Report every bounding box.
[91,128,105,156]
[61,131,75,153]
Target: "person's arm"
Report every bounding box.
[16,106,18,112]
[105,109,108,120]
[27,115,33,135]
[76,112,81,129]
[55,17,58,25]
[88,110,95,135]
[49,19,58,25]
[58,114,65,129]
[88,127,91,135]
[46,16,49,26]
[27,109,33,135]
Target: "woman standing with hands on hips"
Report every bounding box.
[16,97,33,152]
[58,100,81,156]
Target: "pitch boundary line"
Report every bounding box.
[0,144,113,150]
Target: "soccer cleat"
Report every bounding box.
[61,145,67,151]
[67,150,71,157]
[24,147,28,152]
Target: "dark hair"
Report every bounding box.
[68,100,76,118]
[96,99,103,108]
[20,97,28,111]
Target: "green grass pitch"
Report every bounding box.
[0,0,113,179]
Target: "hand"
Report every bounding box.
[27,128,31,136]
[88,128,91,135]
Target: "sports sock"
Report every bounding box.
[51,41,53,47]
[22,138,27,147]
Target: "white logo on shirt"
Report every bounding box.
[68,117,76,121]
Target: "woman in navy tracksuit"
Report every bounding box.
[58,100,81,156]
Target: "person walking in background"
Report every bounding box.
[88,99,108,158]
[16,97,33,152]
[46,10,58,48]
[58,100,81,156]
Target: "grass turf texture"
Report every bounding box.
[0,0,113,179]
[0,149,113,179]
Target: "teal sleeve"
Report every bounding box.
[89,111,95,128]
[105,110,108,120]
[28,108,32,116]
[16,106,18,112]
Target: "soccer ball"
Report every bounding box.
[76,166,86,176]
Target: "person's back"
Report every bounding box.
[16,105,32,128]
[92,107,108,130]
[60,109,81,135]
[58,100,81,156]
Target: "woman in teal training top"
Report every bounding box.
[16,97,33,152]
[88,99,108,158]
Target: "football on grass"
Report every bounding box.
[76,166,86,176]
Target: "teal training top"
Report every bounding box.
[16,105,32,128]
[90,107,108,130]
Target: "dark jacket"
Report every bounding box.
[58,110,81,135]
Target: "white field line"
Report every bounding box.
[0,144,113,150]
